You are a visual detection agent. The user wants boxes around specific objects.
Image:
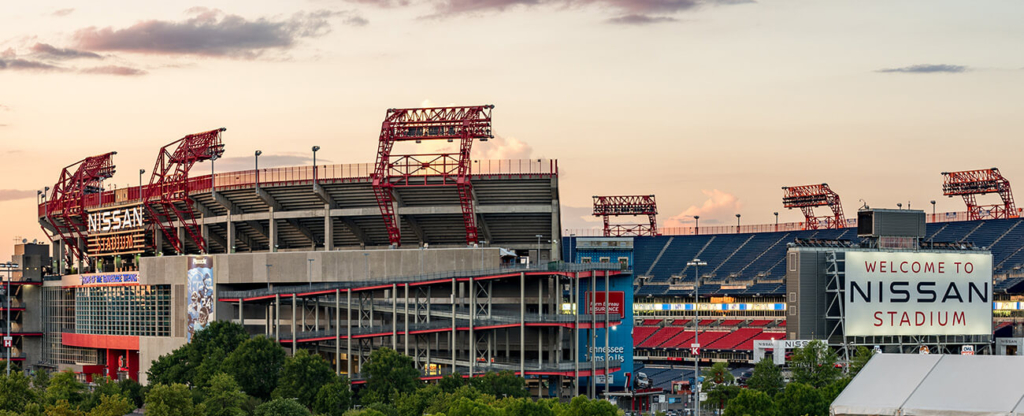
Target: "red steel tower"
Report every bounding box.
[592,195,660,237]
[145,128,226,254]
[782,183,846,229]
[942,168,1019,220]
[372,105,494,246]
[43,152,117,265]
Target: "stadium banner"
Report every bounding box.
[586,291,625,318]
[845,251,992,336]
[579,275,633,390]
[186,256,214,343]
[85,203,149,257]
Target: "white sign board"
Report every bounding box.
[2,336,11,348]
[845,252,992,336]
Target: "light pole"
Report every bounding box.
[211,155,217,193]
[931,200,936,219]
[774,212,779,232]
[694,215,700,236]
[139,169,145,201]
[686,258,706,416]
[307,258,314,288]
[255,150,263,191]
[312,146,320,182]
[2,262,18,376]
[736,214,741,233]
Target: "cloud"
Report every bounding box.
[74,8,365,58]
[605,14,679,24]
[0,57,64,72]
[350,0,746,18]
[0,190,37,202]
[561,204,605,233]
[877,64,968,74]
[0,104,9,111]
[212,153,333,172]
[52,8,75,17]
[30,43,102,60]
[664,189,742,227]
[80,65,148,76]
[476,136,533,160]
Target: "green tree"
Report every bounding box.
[44,400,86,416]
[774,382,827,416]
[117,378,144,409]
[501,397,556,416]
[81,377,120,412]
[148,321,250,387]
[747,357,784,395]
[23,402,44,416]
[438,372,466,393]
[34,369,51,391]
[254,398,311,416]
[469,371,529,398]
[790,340,840,388]
[45,371,85,406]
[202,373,247,416]
[313,378,353,416]
[821,377,852,404]
[224,335,286,400]
[273,350,337,409]
[701,362,737,411]
[0,360,21,373]
[724,389,777,416]
[341,410,385,416]
[87,394,134,416]
[446,396,500,416]
[557,395,620,416]
[848,346,873,377]
[0,370,37,412]
[145,383,202,416]
[359,348,419,406]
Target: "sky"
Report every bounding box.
[2,0,1024,261]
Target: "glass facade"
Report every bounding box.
[75,285,172,337]
[43,287,97,365]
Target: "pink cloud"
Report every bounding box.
[664,189,742,226]
[477,136,533,160]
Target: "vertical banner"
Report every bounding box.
[186,256,214,343]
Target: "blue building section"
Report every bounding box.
[573,237,634,392]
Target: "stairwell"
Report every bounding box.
[679,236,716,277]
[712,234,756,275]
[737,233,791,275]
[644,237,674,276]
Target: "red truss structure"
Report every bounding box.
[782,183,846,230]
[942,168,1019,220]
[145,128,226,254]
[592,195,659,237]
[43,152,117,265]
[372,105,494,246]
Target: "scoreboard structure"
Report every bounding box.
[786,209,993,357]
[84,203,150,265]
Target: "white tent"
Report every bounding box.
[832,354,1024,416]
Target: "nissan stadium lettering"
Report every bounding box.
[844,252,992,336]
[87,205,145,234]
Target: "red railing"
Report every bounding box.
[38,159,558,216]
[566,210,980,237]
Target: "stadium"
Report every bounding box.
[6,104,1024,411]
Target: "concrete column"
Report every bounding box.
[226,216,236,253]
[275,294,281,343]
[177,226,185,255]
[154,230,163,257]
[324,204,334,251]
[292,295,298,355]
[604,270,610,392]
[346,290,353,380]
[451,278,457,371]
[238,299,244,327]
[469,277,475,378]
[404,284,410,356]
[315,298,320,332]
[269,208,277,252]
[520,272,525,377]
[201,224,211,254]
[335,289,340,375]
[392,284,398,350]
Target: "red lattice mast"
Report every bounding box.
[592,195,659,237]
[43,152,117,265]
[145,128,225,254]
[782,183,846,229]
[372,105,494,246]
[942,168,1019,220]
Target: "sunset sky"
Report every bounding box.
[2,0,1024,261]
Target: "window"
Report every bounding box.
[617,257,629,267]
[581,257,592,264]
[788,306,797,316]
[789,292,796,303]
[789,253,797,271]
[599,257,610,263]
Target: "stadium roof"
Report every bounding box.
[832,354,1024,416]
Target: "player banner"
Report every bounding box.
[186,256,214,343]
[845,251,991,336]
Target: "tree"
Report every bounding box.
[33,369,51,392]
[44,400,86,416]
[724,389,778,416]
[145,383,202,416]
[80,377,120,412]
[147,348,191,386]
[341,410,386,416]
[359,348,419,406]
[773,382,827,416]
[438,372,466,393]
[254,398,311,416]
[790,340,840,388]
[224,335,286,400]
[0,370,37,412]
[0,360,21,373]
[148,321,250,387]
[45,371,84,406]
[747,357,784,395]
[701,362,737,411]
[313,378,353,416]
[202,373,247,416]
[469,371,529,398]
[117,378,144,409]
[821,377,852,404]
[848,346,873,377]
[446,397,500,416]
[273,350,337,409]
[87,394,134,416]
[558,395,620,416]
[501,397,555,416]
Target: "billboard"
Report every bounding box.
[85,203,148,257]
[186,256,214,343]
[586,291,625,318]
[845,251,992,336]
[579,277,633,391]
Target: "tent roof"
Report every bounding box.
[832,354,1024,416]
